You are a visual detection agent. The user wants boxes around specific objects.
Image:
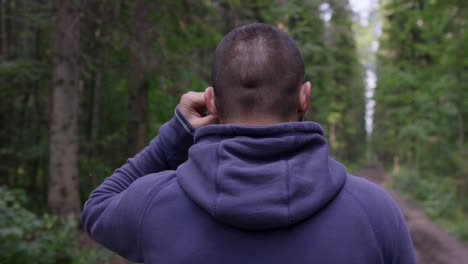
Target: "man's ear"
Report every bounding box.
[204,87,218,117]
[298,82,311,116]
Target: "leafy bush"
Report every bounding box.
[0,186,111,264]
[393,168,468,242]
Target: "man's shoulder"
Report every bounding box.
[128,170,179,201]
[343,175,390,201]
[343,175,399,214]
[339,175,415,263]
[342,174,403,237]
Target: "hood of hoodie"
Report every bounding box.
[177,121,347,230]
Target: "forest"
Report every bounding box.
[0,0,466,263]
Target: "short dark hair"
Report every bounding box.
[212,23,305,120]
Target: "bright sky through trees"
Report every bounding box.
[350,0,377,26]
[350,0,379,134]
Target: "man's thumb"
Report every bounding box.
[193,114,218,128]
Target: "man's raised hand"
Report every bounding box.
[178,90,218,129]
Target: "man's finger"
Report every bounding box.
[192,114,218,128]
[182,91,205,107]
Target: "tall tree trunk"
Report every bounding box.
[128,0,150,156]
[48,0,81,217]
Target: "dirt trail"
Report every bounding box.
[358,163,468,264]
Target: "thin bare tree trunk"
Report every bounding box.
[48,0,81,217]
[88,48,105,187]
[91,64,102,154]
[454,4,465,147]
[0,0,8,57]
[458,107,465,146]
[128,0,150,156]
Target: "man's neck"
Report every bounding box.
[221,115,300,126]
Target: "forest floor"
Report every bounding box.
[90,164,468,264]
[358,163,468,264]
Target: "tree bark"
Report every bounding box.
[48,0,81,217]
[128,0,150,157]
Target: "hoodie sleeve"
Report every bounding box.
[389,197,416,264]
[81,107,195,262]
[345,177,416,264]
[372,185,416,264]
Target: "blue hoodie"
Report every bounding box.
[82,108,416,264]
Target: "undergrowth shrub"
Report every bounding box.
[0,186,111,264]
[393,168,468,242]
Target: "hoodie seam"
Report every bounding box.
[285,160,292,225]
[195,122,324,140]
[342,187,380,249]
[286,125,298,225]
[138,177,177,260]
[212,143,222,216]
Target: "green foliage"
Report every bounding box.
[375,0,467,165]
[394,168,468,241]
[1,0,366,204]
[269,0,365,162]
[374,0,468,241]
[0,186,110,264]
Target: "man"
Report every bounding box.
[82,23,415,263]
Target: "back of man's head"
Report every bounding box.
[212,23,305,122]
